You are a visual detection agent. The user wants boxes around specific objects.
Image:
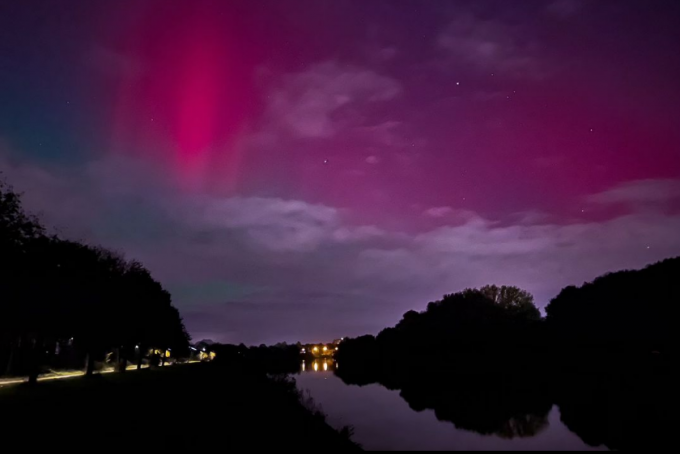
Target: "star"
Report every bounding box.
[456,81,460,86]
[323,159,329,165]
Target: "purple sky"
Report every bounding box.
[1,0,679,344]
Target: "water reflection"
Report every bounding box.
[553,373,672,451]
[295,371,599,451]
[397,374,552,439]
[325,358,672,450]
[302,358,336,373]
[299,358,548,440]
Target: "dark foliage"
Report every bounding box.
[338,285,544,375]
[546,257,677,370]
[212,342,302,374]
[336,261,677,450]
[1,178,190,379]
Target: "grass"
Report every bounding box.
[0,362,360,450]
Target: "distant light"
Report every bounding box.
[456,82,460,86]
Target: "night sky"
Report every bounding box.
[1,0,679,344]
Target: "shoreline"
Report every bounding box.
[0,362,361,450]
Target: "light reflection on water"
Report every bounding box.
[302,359,336,373]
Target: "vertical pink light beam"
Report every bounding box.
[103,2,267,195]
[173,18,224,191]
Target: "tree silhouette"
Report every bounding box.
[1,177,190,381]
[478,285,541,321]
[546,257,677,370]
[337,263,676,447]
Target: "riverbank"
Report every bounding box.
[0,362,360,450]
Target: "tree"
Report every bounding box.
[1,179,46,381]
[546,257,678,363]
[1,177,191,381]
[478,285,542,321]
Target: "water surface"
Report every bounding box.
[296,360,605,451]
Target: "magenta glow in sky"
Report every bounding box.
[1,0,679,344]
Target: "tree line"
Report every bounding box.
[1,178,190,383]
[337,257,676,373]
[334,259,676,450]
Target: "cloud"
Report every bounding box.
[588,179,680,207]
[437,13,542,78]
[3,144,680,344]
[360,209,680,310]
[366,155,380,165]
[266,61,402,139]
[175,197,381,252]
[355,120,405,147]
[378,46,398,61]
[424,206,453,218]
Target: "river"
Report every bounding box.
[295,359,607,451]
